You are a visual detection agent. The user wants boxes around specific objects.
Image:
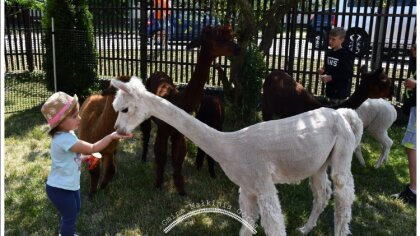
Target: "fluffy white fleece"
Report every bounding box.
[355,98,397,168]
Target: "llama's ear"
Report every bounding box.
[375,67,384,75]
[111,78,132,94]
[130,76,147,92]
[186,36,202,50]
[359,65,368,76]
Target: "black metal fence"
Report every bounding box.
[5,0,417,113]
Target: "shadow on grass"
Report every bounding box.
[5,105,46,138]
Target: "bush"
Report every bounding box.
[43,0,97,100]
[227,43,266,128]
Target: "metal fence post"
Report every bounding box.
[140,0,147,80]
[51,17,57,92]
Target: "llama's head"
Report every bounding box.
[186,25,241,58]
[111,76,150,135]
[359,67,393,99]
[101,75,131,96]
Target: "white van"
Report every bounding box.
[335,0,416,57]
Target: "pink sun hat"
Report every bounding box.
[41,91,78,133]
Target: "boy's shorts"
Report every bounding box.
[402,106,416,150]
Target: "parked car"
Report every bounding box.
[146,9,218,43]
[307,8,336,50]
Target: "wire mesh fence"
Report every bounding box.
[4,0,417,113]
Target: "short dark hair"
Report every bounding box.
[329,27,346,39]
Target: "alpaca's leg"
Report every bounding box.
[330,146,355,236]
[370,130,393,169]
[171,132,187,195]
[99,153,116,190]
[239,188,259,236]
[88,161,101,199]
[195,148,205,170]
[257,185,286,236]
[353,144,366,167]
[154,130,168,189]
[298,165,332,235]
[207,155,216,178]
[140,118,152,162]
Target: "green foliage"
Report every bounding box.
[5,0,44,10]
[228,43,266,128]
[43,0,97,100]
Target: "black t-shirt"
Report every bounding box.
[324,47,354,99]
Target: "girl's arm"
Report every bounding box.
[70,132,133,155]
[405,78,416,89]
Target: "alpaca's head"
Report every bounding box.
[111,76,150,134]
[186,25,241,58]
[359,67,393,99]
[101,75,131,96]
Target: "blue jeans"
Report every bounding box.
[46,185,80,236]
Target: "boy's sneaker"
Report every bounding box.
[392,185,416,206]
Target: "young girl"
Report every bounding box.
[41,91,133,236]
[393,44,416,205]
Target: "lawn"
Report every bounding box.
[4,106,416,235]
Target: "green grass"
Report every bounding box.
[5,107,416,235]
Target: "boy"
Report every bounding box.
[319,27,354,101]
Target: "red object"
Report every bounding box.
[84,155,100,170]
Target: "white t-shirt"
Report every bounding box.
[46,131,81,191]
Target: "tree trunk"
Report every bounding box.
[225,0,298,128]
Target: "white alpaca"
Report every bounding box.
[111,76,363,236]
[355,98,397,168]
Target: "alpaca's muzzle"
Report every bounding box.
[114,125,127,135]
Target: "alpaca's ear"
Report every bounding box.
[186,35,202,50]
[111,79,131,94]
[130,76,146,92]
[359,65,368,76]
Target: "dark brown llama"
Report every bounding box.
[262,68,393,121]
[195,91,224,178]
[194,64,228,178]
[78,76,130,198]
[140,25,240,195]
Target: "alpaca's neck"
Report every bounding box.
[145,90,223,160]
[307,96,324,110]
[102,96,119,132]
[332,85,368,109]
[181,48,214,112]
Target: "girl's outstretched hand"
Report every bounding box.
[110,131,134,140]
[405,78,416,90]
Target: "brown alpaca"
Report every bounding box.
[78,76,131,198]
[194,64,228,178]
[262,67,393,121]
[140,25,240,195]
[195,92,224,178]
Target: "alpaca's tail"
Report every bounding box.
[337,108,363,148]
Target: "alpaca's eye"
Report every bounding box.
[121,108,128,113]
